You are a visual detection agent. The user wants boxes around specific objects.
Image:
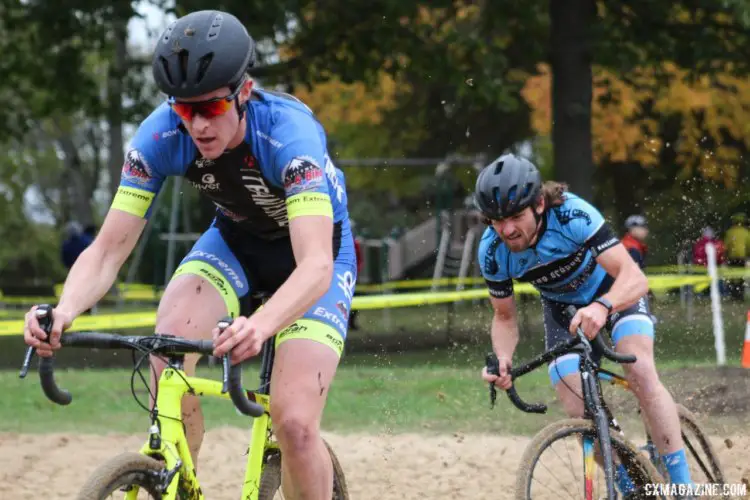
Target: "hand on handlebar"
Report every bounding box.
[212,315,268,365]
[23,305,73,357]
[568,303,608,340]
[482,355,513,390]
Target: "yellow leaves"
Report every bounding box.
[292,72,399,130]
[521,61,750,188]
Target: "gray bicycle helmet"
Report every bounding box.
[152,10,256,99]
[624,214,647,229]
[473,154,542,219]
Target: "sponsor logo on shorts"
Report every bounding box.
[313,306,346,332]
[335,300,349,319]
[186,250,245,289]
[278,322,308,339]
[336,271,355,303]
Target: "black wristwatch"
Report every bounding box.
[593,297,613,314]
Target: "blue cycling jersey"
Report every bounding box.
[112,89,350,242]
[477,192,620,305]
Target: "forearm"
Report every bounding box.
[57,245,122,317]
[599,267,649,313]
[252,259,333,335]
[491,314,520,358]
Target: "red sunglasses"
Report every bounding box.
[168,85,243,121]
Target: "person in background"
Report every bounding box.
[61,221,94,270]
[621,215,648,269]
[349,220,363,330]
[692,226,726,267]
[724,212,750,301]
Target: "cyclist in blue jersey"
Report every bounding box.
[476,155,693,494]
[23,10,353,499]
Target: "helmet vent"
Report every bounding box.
[161,22,175,44]
[507,185,517,202]
[207,13,223,40]
[493,161,504,175]
[159,56,174,85]
[178,50,189,83]
[522,183,532,198]
[195,53,214,84]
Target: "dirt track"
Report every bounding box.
[1,429,747,499]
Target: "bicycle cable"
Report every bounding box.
[128,343,198,425]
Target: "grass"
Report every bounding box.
[0,297,747,436]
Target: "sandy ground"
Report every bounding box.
[0,429,747,499]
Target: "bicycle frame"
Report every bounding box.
[132,339,277,500]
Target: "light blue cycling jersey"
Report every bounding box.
[112,88,350,242]
[477,192,619,305]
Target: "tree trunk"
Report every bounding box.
[107,20,127,200]
[550,0,595,201]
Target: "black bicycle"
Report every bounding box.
[486,305,671,500]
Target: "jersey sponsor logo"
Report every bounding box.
[185,250,245,289]
[195,157,215,169]
[215,203,247,222]
[336,270,355,303]
[520,247,592,288]
[324,155,344,203]
[313,306,347,332]
[256,130,283,148]
[192,173,220,192]
[241,170,289,227]
[556,208,592,226]
[122,149,153,186]
[283,156,325,196]
[594,237,618,255]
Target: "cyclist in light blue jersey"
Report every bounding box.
[24,10,353,499]
[476,154,693,495]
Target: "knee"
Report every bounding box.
[624,358,660,397]
[272,412,318,456]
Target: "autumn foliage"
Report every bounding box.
[521,63,750,189]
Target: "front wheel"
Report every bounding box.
[258,439,349,499]
[516,419,670,500]
[77,452,165,499]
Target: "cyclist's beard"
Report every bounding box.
[500,218,542,252]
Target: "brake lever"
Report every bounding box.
[20,305,54,379]
[485,352,500,408]
[216,316,233,394]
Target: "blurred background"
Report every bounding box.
[0,0,749,367]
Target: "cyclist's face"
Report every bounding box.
[175,81,252,160]
[491,203,544,252]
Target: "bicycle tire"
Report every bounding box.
[77,452,166,500]
[516,418,671,500]
[258,439,349,499]
[677,404,725,484]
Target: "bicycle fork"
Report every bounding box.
[582,371,617,500]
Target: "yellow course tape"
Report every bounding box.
[0,274,722,336]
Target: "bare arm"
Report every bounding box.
[251,214,334,335]
[594,243,649,313]
[490,295,520,358]
[56,209,147,318]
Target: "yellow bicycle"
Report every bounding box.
[19,304,349,499]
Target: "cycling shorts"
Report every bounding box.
[542,295,654,386]
[170,219,357,357]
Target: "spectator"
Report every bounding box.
[621,215,649,269]
[349,221,363,331]
[61,221,94,270]
[724,212,750,300]
[692,226,726,267]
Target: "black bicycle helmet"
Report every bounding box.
[152,10,256,99]
[473,154,542,219]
